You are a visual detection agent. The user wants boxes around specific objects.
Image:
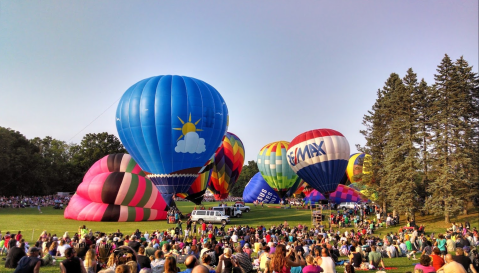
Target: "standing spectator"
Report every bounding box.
[15,231,22,241]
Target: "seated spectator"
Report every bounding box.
[5,242,26,268]
[414,255,436,273]
[368,246,385,269]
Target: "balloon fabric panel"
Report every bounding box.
[177,156,214,205]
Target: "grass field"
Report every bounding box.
[1,202,478,273]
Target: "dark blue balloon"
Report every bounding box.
[243,172,280,204]
[116,75,228,205]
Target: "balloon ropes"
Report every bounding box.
[208,132,245,200]
[257,141,299,198]
[287,129,350,198]
[64,154,168,221]
[116,75,229,205]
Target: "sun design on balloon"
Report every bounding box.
[173,113,203,141]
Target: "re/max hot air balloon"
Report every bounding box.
[243,172,280,204]
[207,132,245,200]
[176,156,214,205]
[64,154,168,221]
[116,75,229,205]
[304,185,368,204]
[347,153,372,183]
[287,129,350,196]
[257,141,299,198]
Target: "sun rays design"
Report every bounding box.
[173,113,203,141]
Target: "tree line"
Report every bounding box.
[0,129,126,196]
[357,54,479,223]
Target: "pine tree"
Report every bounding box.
[381,69,420,218]
[357,74,397,213]
[413,79,432,205]
[428,54,475,223]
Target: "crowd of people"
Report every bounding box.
[0,195,70,209]
[1,199,479,273]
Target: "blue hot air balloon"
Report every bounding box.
[116,75,228,205]
[287,129,350,196]
[243,172,280,204]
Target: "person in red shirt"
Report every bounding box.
[266,232,271,243]
[15,231,22,242]
[202,222,207,235]
[430,247,445,271]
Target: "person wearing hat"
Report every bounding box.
[14,247,42,273]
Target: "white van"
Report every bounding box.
[212,206,242,218]
[190,210,230,225]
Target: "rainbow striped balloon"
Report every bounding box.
[208,132,245,200]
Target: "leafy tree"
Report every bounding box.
[71,132,126,171]
[230,160,259,197]
[0,127,44,195]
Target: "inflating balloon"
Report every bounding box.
[208,132,245,200]
[293,180,309,195]
[349,182,378,201]
[176,156,214,205]
[285,177,303,197]
[287,129,350,196]
[243,172,280,204]
[65,154,168,221]
[257,141,299,198]
[347,153,372,183]
[116,75,229,205]
[304,185,368,204]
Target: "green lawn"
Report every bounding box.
[1,202,478,273]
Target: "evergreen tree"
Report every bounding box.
[382,69,420,217]
[358,75,397,213]
[412,79,432,206]
[428,54,475,223]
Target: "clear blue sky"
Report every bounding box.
[1,1,477,162]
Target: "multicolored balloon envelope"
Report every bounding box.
[208,132,245,200]
[64,154,168,222]
[347,153,372,183]
[116,75,229,205]
[257,141,299,198]
[292,180,309,195]
[349,182,378,201]
[303,185,368,204]
[285,177,303,197]
[176,157,214,205]
[287,129,350,196]
[243,172,280,204]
